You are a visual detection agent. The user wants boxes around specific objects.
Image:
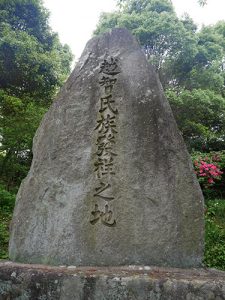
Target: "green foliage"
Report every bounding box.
[0,216,10,259]
[204,200,225,270]
[0,13,73,103]
[167,20,225,151]
[198,0,207,6]
[0,0,50,42]
[177,24,225,94]
[95,0,198,87]
[0,184,16,259]
[117,0,174,14]
[0,90,47,188]
[0,0,73,190]
[95,2,225,151]
[167,89,225,151]
[0,184,16,212]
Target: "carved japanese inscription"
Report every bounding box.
[90,57,120,227]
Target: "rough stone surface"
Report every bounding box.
[9,28,204,267]
[1,262,225,300]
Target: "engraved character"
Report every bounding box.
[90,204,116,227]
[99,76,117,87]
[99,94,118,115]
[94,156,115,178]
[95,114,118,135]
[99,57,120,75]
[97,140,117,157]
[96,132,116,145]
[94,181,114,201]
[99,76,117,94]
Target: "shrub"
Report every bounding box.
[0,184,16,213]
[0,184,16,259]
[192,151,225,199]
[0,212,11,259]
[204,200,225,270]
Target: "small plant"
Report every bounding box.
[0,184,16,259]
[204,200,225,270]
[0,214,11,259]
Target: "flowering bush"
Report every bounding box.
[192,151,225,198]
[194,160,223,186]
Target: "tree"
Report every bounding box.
[167,89,225,151]
[0,0,73,103]
[176,22,225,95]
[0,91,46,188]
[95,0,225,151]
[95,0,198,88]
[0,0,73,189]
[198,0,207,6]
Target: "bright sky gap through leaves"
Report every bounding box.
[43,0,225,60]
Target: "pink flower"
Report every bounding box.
[210,165,217,170]
[193,157,223,187]
[209,170,218,176]
[208,178,214,184]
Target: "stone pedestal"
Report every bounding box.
[1,261,225,300]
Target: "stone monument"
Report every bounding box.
[9,28,204,268]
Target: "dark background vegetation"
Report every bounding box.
[0,0,225,270]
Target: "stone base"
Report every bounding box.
[0,261,225,300]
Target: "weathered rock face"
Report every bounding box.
[9,28,204,267]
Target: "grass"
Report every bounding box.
[204,199,225,270]
[0,211,11,259]
[0,184,15,259]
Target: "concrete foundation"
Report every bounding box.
[0,261,225,299]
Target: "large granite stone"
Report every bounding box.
[9,28,204,267]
